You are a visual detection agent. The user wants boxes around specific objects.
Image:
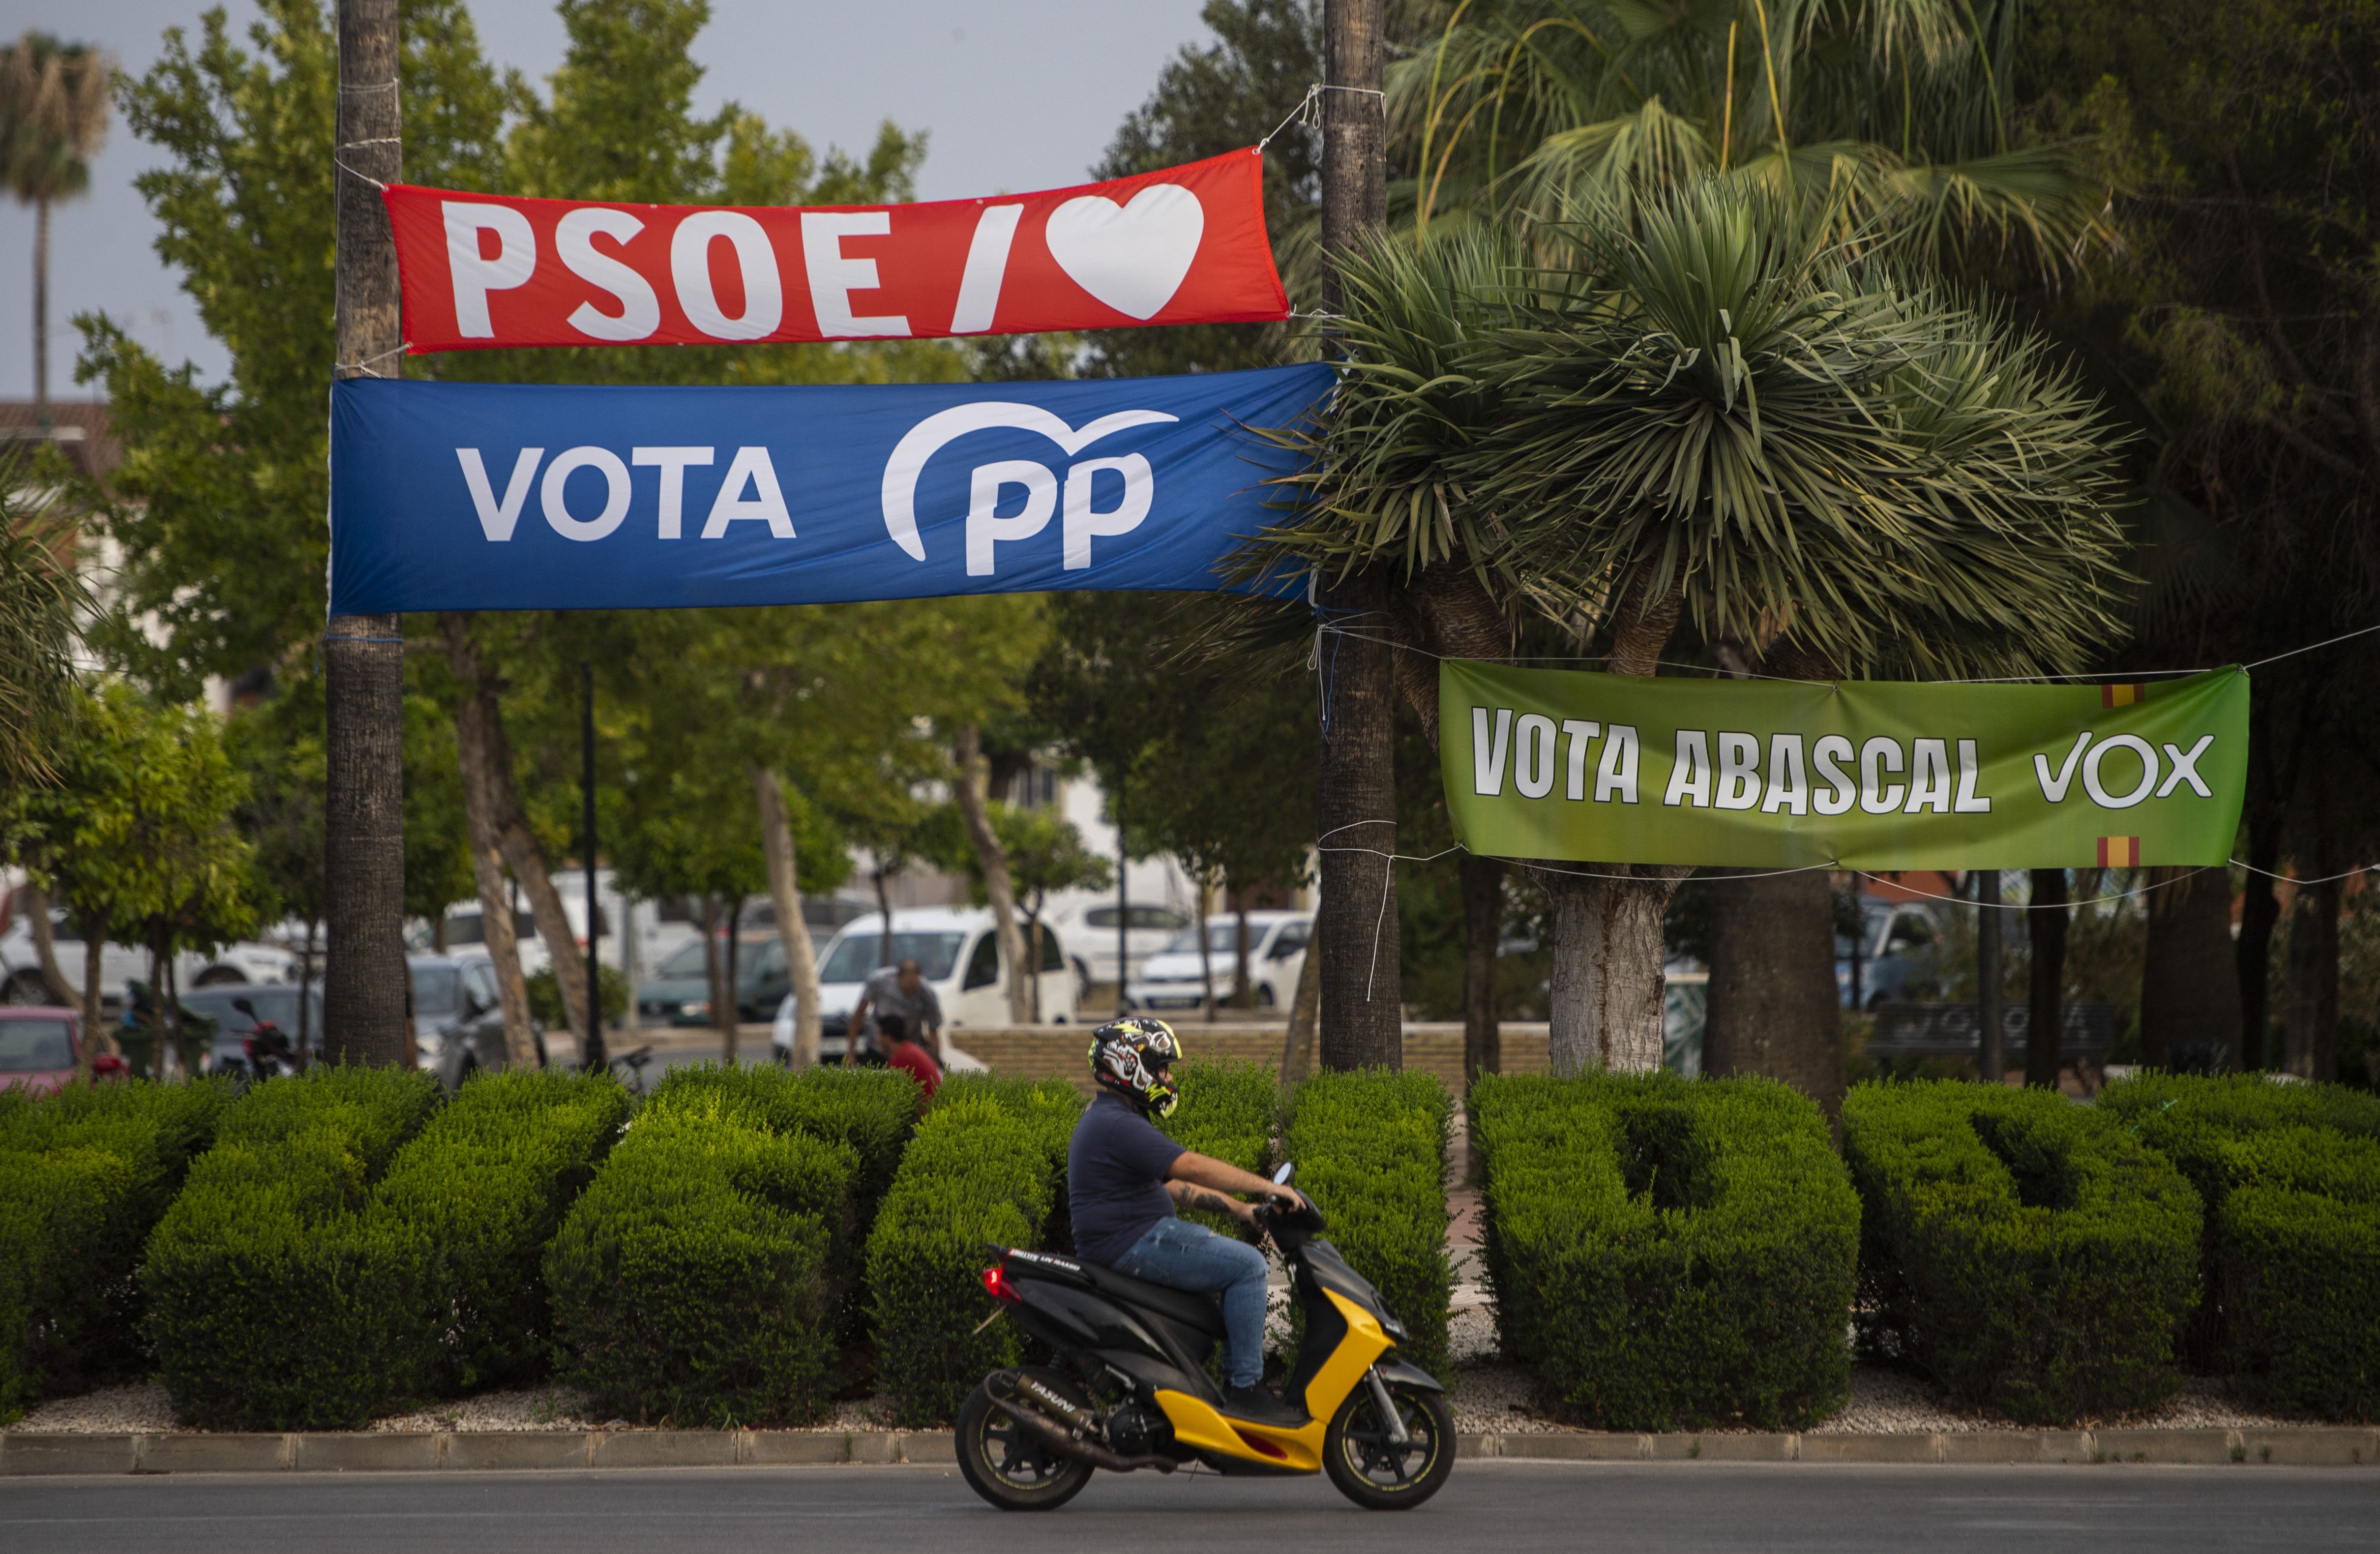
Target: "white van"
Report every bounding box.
[769,907,1078,1063]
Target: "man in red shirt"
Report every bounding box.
[877,1013,941,1105]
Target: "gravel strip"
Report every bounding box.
[13,1380,177,1434]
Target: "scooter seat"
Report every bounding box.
[1077,1259,1230,1339]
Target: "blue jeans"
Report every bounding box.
[1113,1216,1269,1389]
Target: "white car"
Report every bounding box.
[771,907,1078,1063]
[0,903,295,1006]
[1042,900,1193,987]
[1125,912,1311,1013]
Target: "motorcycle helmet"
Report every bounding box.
[1088,1016,1182,1119]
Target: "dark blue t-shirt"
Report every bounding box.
[1068,1092,1185,1266]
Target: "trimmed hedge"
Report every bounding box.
[1283,1068,1452,1378]
[642,1063,917,1234]
[1471,1071,1857,1431]
[146,1066,442,1430]
[0,1079,230,1418]
[375,1070,631,1397]
[1842,1081,2201,1424]
[545,1086,864,1426]
[1159,1057,1279,1236]
[2100,1074,2380,1420]
[866,1075,1081,1426]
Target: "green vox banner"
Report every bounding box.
[1439,660,2250,869]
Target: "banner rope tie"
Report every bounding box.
[334,158,390,192]
[332,342,408,377]
[1256,82,1387,152]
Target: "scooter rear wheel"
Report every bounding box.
[955,1368,1095,1512]
[1323,1379,1455,1510]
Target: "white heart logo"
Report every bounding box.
[1044,184,1205,322]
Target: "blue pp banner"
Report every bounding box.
[327,363,1333,613]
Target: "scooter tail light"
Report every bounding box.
[982,1265,1020,1303]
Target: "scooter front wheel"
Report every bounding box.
[954,1368,1094,1512]
[1323,1377,1455,1510]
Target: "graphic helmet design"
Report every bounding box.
[1087,1016,1182,1119]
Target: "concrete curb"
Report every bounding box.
[2,1426,2371,1475]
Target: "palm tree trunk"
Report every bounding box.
[1704,866,1844,1112]
[2282,878,2341,1080]
[2140,866,2241,1071]
[32,197,48,412]
[324,0,409,1067]
[1544,580,1691,1075]
[1315,0,1397,1073]
[753,765,823,1067]
[952,726,1032,1024]
[2025,868,2070,1089]
[1459,854,1502,1088]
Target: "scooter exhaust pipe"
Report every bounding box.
[987,1397,1175,1474]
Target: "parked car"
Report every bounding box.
[635,932,795,1027]
[411,952,543,1087]
[1124,912,1312,1013]
[1043,900,1192,987]
[1838,901,1941,1009]
[0,901,295,1006]
[181,983,327,1076]
[770,907,1078,1064]
[0,1006,120,1096]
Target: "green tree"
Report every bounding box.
[1259,190,2128,1077]
[940,803,1114,1019]
[8,683,259,1076]
[0,31,112,409]
[2016,0,2380,1078]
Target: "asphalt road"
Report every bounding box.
[3,1461,2371,1554]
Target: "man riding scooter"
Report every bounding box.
[1069,1017,1309,1424]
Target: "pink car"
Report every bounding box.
[0,1006,123,1096]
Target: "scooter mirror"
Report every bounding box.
[1272,1162,1295,1187]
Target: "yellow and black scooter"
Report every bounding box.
[958,1164,1452,1511]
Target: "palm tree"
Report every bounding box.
[0,33,113,412]
[1261,179,2128,1075]
[0,450,85,795]
[1391,0,2103,266]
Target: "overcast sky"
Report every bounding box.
[0,0,1212,398]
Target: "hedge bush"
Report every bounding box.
[1283,1068,1452,1378]
[0,1078,230,1418]
[145,1065,442,1430]
[1471,1071,1857,1431]
[374,1069,631,1397]
[1842,1080,2201,1424]
[643,1063,918,1233]
[545,1088,861,1426]
[1159,1057,1279,1236]
[2099,1074,2380,1420]
[866,1075,1081,1425]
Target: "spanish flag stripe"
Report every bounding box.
[2096,836,2140,867]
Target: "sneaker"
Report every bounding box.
[1221,1383,1306,1426]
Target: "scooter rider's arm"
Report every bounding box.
[1165,1150,1309,1214]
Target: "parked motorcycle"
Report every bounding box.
[959,1163,1453,1512]
[230,996,299,1083]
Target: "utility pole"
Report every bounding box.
[1313,0,1401,1072]
[582,662,606,1071]
[324,0,409,1065]
[1976,869,2004,1083]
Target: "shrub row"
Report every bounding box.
[865,1075,1080,1426]
[146,1065,443,1430]
[0,1079,230,1418]
[2099,1074,2380,1421]
[1159,1057,1279,1236]
[1283,1068,1452,1378]
[544,1068,918,1426]
[1472,1071,1858,1431]
[147,1066,625,1430]
[1842,1081,2201,1424]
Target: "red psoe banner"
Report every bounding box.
[384,149,1287,353]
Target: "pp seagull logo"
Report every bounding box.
[879,402,1178,575]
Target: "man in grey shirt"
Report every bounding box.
[848,957,944,1064]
